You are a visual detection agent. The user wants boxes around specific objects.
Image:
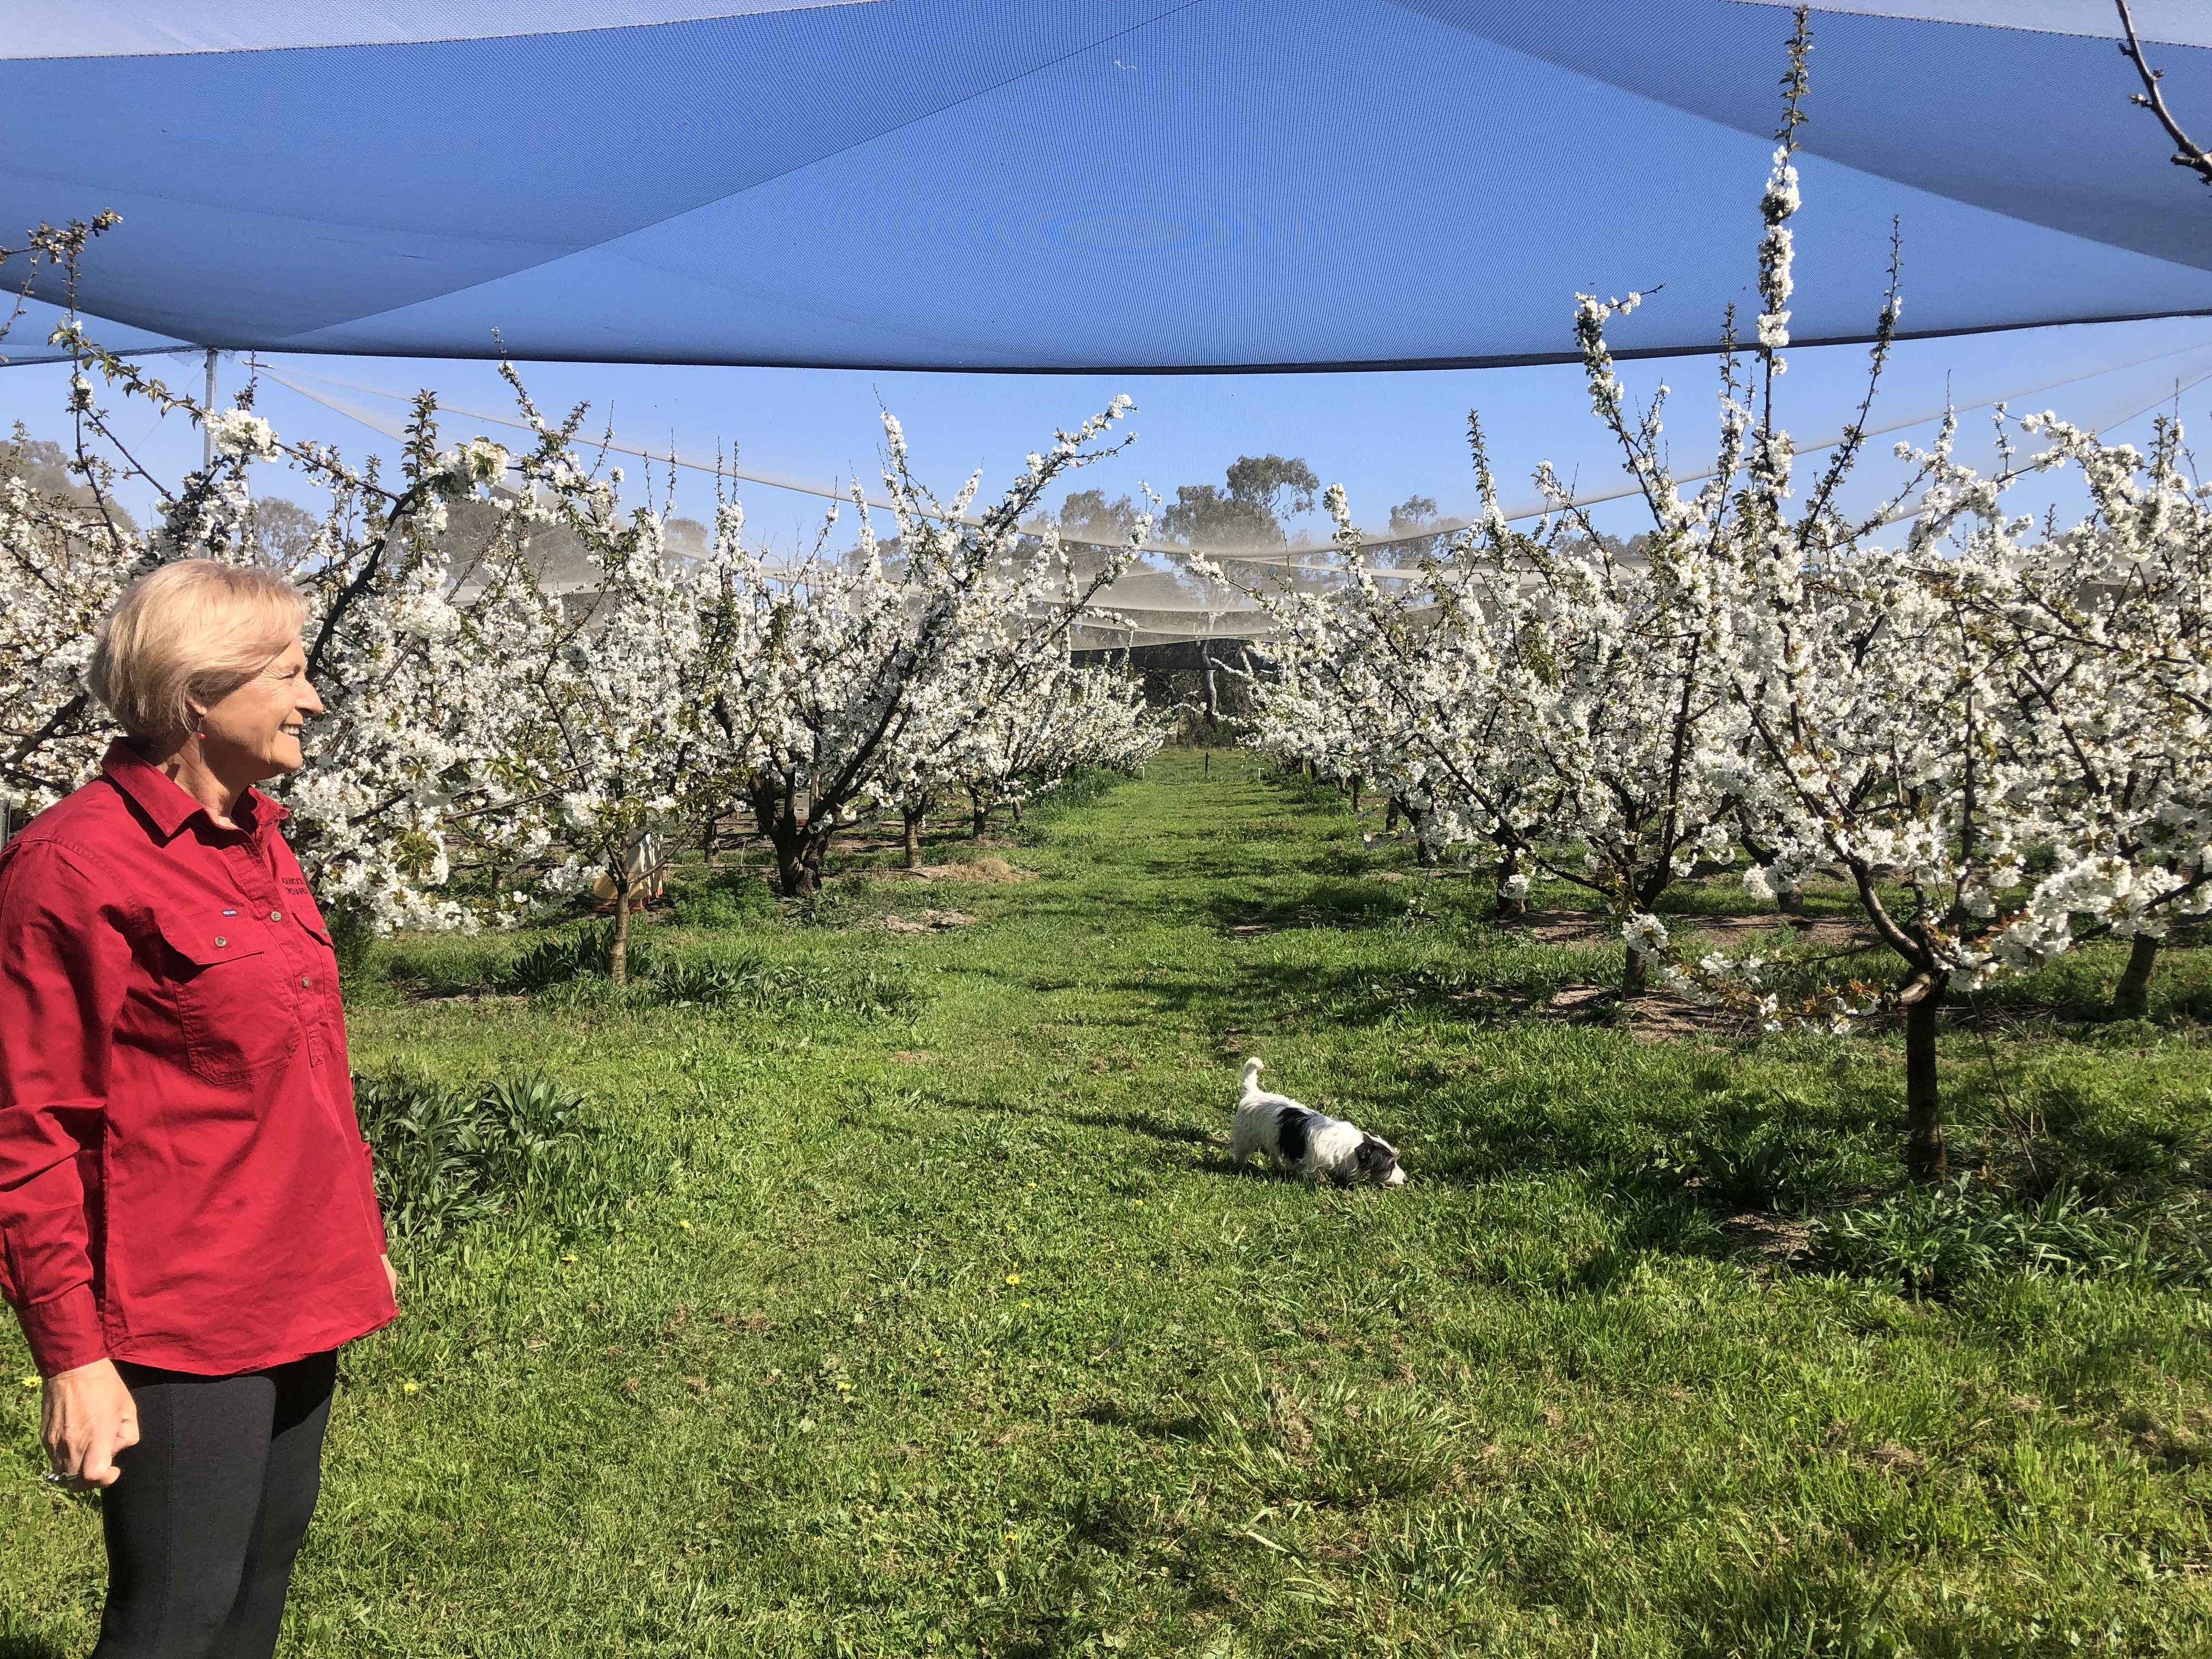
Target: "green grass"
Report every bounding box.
[8,752,2212,1656]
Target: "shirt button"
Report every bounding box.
[269,910,284,922]
[300,975,312,989]
[214,935,227,947]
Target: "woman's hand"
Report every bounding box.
[382,1254,398,1303]
[41,1358,138,1490]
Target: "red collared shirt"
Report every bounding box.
[0,741,394,1376]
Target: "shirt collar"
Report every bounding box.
[101,739,289,841]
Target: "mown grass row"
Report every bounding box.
[5,752,2212,1656]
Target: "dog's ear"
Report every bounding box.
[1354,1136,1397,1183]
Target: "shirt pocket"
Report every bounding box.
[151,913,301,1085]
[296,906,338,964]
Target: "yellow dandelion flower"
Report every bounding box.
[679,1220,692,1231]
[18,1375,38,1389]
[561,1253,579,1263]
[402,1380,420,1394]
[1005,1273,1020,1286]
[1005,1530,1019,1542]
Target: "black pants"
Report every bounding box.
[94,1351,337,1659]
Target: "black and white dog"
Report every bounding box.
[1229,1058,1406,1187]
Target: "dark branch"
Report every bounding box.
[2117,0,2212,184]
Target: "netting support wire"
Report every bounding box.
[202,347,217,471]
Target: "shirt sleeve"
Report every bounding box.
[0,840,129,1375]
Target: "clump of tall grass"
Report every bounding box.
[486,922,916,1016]
[669,869,780,929]
[648,953,916,1016]
[354,1069,615,1249]
[494,922,654,992]
[1811,1177,2208,1297]
[1014,766,1137,839]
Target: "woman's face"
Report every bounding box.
[199,636,324,781]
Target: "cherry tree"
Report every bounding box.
[1961,411,2212,1019]
[1231,414,1755,987]
[703,404,1146,895]
[0,423,144,810]
[1585,16,2014,1177]
[941,648,1160,840]
[454,373,725,984]
[1610,14,2209,1178]
[1231,506,1539,901]
[921,534,1165,845]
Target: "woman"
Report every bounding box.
[0,560,397,1657]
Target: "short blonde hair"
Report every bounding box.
[88,561,309,743]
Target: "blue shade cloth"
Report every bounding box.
[0,0,2206,370]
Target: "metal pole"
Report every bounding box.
[202,347,217,470]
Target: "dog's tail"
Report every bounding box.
[1240,1057,1264,1094]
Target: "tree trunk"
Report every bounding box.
[1011,798,1023,826]
[1349,775,1362,814]
[1386,797,1401,833]
[904,805,924,871]
[1905,990,1947,1183]
[1411,809,1436,868]
[1204,749,1211,777]
[1776,881,1805,916]
[1622,944,1647,997]
[2113,932,2161,1020]
[771,828,826,896]
[610,873,635,986]
[751,778,830,897]
[969,789,990,838]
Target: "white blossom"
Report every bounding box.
[205,408,279,462]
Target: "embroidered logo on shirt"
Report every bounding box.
[221,909,239,916]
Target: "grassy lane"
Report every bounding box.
[6,753,2212,1656]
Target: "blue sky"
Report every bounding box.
[4,313,2209,551]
